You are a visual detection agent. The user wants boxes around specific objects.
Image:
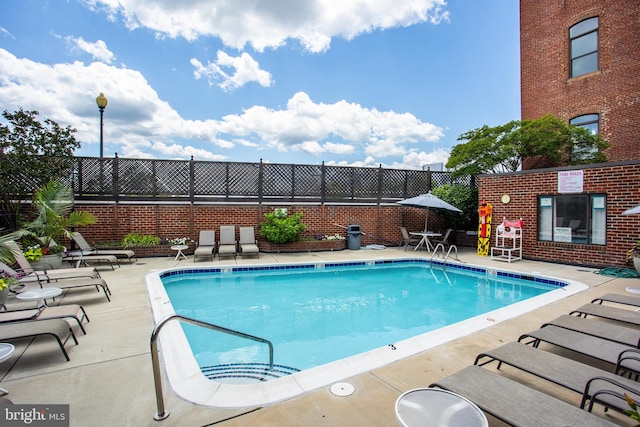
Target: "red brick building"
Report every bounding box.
[520,0,640,162]
[476,0,640,268]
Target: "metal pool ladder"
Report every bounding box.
[150,314,274,421]
[430,243,460,267]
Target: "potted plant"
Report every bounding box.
[13,179,95,269]
[627,241,640,275]
[0,271,18,309]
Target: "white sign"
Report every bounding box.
[558,170,583,193]
[554,227,572,242]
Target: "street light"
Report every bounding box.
[96,92,108,157]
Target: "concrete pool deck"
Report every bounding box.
[0,246,637,426]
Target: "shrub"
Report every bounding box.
[259,209,306,243]
[122,233,161,247]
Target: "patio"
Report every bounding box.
[0,247,636,426]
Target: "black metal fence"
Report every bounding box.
[66,156,475,203]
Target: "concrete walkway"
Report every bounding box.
[0,247,637,426]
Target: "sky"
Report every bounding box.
[0,0,520,170]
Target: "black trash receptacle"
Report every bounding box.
[347,224,361,250]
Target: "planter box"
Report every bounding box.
[98,243,196,258]
[259,239,346,253]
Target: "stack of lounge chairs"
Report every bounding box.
[409,293,640,426]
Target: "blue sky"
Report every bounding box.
[0,0,520,169]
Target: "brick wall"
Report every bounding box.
[72,203,448,250]
[479,161,640,267]
[520,0,640,163]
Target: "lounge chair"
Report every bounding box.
[474,341,640,415]
[218,226,237,259]
[5,241,100,284]
[70,232,137,263]
[399,227,420,251]
[0,319,77,361]
[239,227,259,259]
[518,325,640,377]
[570,303,640,327]
[592,293,640,308]
[193,230,216,262]
[0,304,89,334]
[0,261,109,301]
[62,251,119,270]
[430,365,619,426]
[542,314,640,347]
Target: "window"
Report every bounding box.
[538,194,605,244]
[570,114,599,135]
[569,114,599,159]
[570,17,598,78]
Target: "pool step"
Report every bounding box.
[201,363,301,383]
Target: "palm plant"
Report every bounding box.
[12,179,96,251]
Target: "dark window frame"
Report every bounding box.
[537,193,606,245]
[569,17,599,78]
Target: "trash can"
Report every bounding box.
[347,224,361,250]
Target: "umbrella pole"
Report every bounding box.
[424,210,429,232]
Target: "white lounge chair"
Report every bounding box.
[194,230,216,262]
[218,226,237,259]
[70,232,137,263]
[239,227,259,259]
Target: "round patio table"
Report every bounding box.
[16,288,62,308]
[395,388,488,427]
[171,245,189,261]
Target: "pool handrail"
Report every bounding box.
[150,313,274,421]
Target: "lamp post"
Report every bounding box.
[96,92,108,157]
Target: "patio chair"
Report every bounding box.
[194,230,216,262]
[218,226,237,259]
[70,232,137,263]
[474,341,640,415]
[430,365,619,426]
[591,293,640,308]
[518,325,640,377]
[0,318,78,361]
[431,228,454,250]
[570,303,640,327]
[239,227,259,259]
[542,314,640,347]
[399,227,420,251]
[0,304,90,335]
[0,262,111,302]
[62,252,119,270]
[5,241,100,284]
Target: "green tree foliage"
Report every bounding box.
[432,184,478,230]
[446,115,610,178]
[0,108,80,230]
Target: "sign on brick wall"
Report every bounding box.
[558,170,583,193]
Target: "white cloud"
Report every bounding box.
[0,27,14,39]
[67,36,116,64]
[0,49,445,167]
[83,0,449,52]
[191,50,272,91]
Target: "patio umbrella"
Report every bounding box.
[397,192,463,232]
[623,205,640,215]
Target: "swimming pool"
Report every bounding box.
[146,257,587,408]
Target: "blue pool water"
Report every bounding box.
[161,260,562,375]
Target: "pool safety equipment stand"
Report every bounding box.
[490,218,523,263]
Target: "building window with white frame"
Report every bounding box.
[538,194,605,244]
[570,17,599,78]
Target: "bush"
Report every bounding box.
[432,184,479,230]
[259,209,306,243]
[122,233,161,247]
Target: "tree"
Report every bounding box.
[432,183,478,230]
[446,115,610,178]
[0,108,80,230]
